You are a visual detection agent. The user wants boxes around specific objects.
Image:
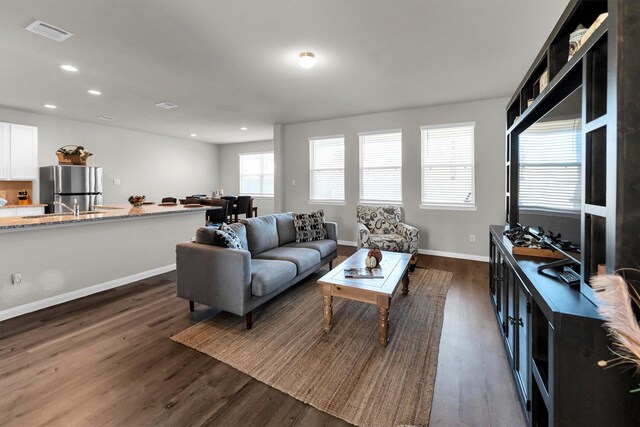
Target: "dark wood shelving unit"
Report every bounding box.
[494,0,640,425]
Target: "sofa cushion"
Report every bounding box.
[251,259,297,296]
[274,212,296,245]
[293,210,327,242]
[242,215,279,255]
[284,239,337,258]
[226,222,248,250]
[254,247,321,273]
[215,224,243,249]
[368,233,410,253]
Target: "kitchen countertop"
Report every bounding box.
[0,203,47,209]
[0,203,210,232]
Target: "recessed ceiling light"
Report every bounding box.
[190,133,197,137]
[43,104,57,109]
[240,127,248,131]
[87,89,102,95]
[60,64,78,72]
[298,51,316,69]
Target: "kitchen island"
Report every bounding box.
[0,204,210,320]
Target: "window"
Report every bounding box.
[421,122,476,209]
[239,152,274,197]
[309,136,345,203]
[518,119,581,212]
[359,130,402,203]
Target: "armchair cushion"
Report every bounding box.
[368,234,411,253]
[293,210,327,242]
[356,204,401,234]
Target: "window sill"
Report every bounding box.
[419,204,477,212]
[359,201,404,207]
[308,200,346,206]
[241,195,274,199]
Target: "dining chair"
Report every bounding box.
[221,196,237,222]
[234,196,253,222]
[205,199,229,225]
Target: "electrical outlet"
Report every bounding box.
[469,234,476,243]
[11,273,22,284]
[113,179,121,185]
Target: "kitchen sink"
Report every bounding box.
[22,210,106,219]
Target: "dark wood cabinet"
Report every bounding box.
[490,227,639,426]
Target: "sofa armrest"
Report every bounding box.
[357,223,371,248]
[397,222,420,253]
[176,242,252,316]
[325,221,338,243]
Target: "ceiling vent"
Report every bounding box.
[154,102,178,109]
[25,20,73,42]
[97,115,118,121]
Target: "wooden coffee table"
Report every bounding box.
[317,248,412,346]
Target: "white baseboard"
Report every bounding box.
[0,264,176,322]
[337,240,488,263]
[418,248,489,263]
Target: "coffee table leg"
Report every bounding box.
[402,269,410,296]
[321,284,333,332]
[377,295,390,346]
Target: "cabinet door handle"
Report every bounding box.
[507,315,515,325]
[517,317,524,327]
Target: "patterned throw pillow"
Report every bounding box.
[214,223,243,249]
[293,210,327,242]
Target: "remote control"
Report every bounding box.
[556,266,580,286]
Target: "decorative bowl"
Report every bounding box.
[128,195,146,207]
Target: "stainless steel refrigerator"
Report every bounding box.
[40,165,103,213]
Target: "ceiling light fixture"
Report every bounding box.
[190,133,197,137]
[155,102,178,109]
[43,104,57,109]
[97,115,117,121]
[60,64,78,72]
[298,51,316,69]
[240,127,248,131]
[87,89,102,95]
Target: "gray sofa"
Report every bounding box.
[176,213,338,329]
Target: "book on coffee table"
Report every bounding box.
[344,268,384,279]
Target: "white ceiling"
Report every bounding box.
[0,0,569,144]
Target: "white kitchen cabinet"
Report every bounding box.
[0,206,45,218]
[0,122,38,181]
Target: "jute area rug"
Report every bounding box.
[171,265,453,427]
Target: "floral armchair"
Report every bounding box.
[356,204,420,270]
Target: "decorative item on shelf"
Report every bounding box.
[527,98,534,107]
[568,24,588,60]
[128,195,146,207]
[503,225,580,259]
[591,273,640,393]
[539,69,549,93]
[128,206,145,215]
[56,145,93,165]
[17,190,29,205]
[580,13,608,47]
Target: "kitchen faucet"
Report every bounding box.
[54,199,80,218]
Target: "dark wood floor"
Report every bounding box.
[0,246,524,427]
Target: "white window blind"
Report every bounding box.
[421,123,475,208]
[518,119,581,211]
[359,131,402,203]
[309,136,345,202]
[239,152,274,197]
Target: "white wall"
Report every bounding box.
[219,140,275,216]
[280,97,508,259]
[0,107,220,204]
